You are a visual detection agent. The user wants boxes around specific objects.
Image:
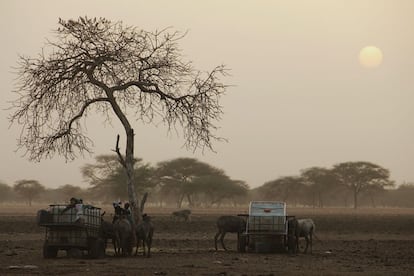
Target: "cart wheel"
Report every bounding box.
[43,241,58,258]
[89,238,105,259]
[67,248,83,258]
[237,235,247,253]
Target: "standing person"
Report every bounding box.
[112,201,123,223]
[123,202,133,224]
[74,198,84,223]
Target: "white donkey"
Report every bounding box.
[297,218,316,253]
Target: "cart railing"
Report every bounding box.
[37,204,101,229]
[246,201,287,235]
[247,216,287,234]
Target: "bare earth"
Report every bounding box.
[0,205,414,276]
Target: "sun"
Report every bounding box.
[359,46,383,68]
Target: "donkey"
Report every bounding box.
[100,217,118,255]
[287,217,300,254]
[172,209,192,222]
[114,216,133,256]
[297,218,316,254]
[214,215,246,251]
[135,214,154,257]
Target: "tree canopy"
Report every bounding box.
[11,17,227,160]
[82,154,155,201]
[254,176,305,205]
[332,161,393,208]
[0,182,13,203]
[14,179,46,206]
[301,167,338,208]
[155,158,247,207]
[10,17,228,223]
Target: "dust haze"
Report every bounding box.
[1,1,414,191]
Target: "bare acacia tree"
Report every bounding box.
[10,17,228,226]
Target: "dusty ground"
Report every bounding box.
[0,205,414,275]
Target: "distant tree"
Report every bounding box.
[256,176,305,206]
[329,184,353,207]
[360,182,389,207]
[332,161,393,209]
[82,154,154,202]
[10,17,228,226]
[14,180,46,206]
[54,184,85,203]
[155,179,182,207]
[397,183,414,207]
[382,182,414,208]
[0,182,13,203]
[193,175,249,207]
[229,180,250,206]
[398,182,414,189]
[301,167,338,208]
[82,155,120,202]
[156,158,226,207]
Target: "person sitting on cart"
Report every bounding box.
[61,197,79,213]
[60,197,84,223]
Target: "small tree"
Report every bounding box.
[14,180,45,206]
[82,154,154,202]
[191,174,248,207]
[332,161,393,209]
[256,176,305,206]
[301,167,338,208]
[10,17,228,225]
[0,182,13,203]
[386,183,414,208]
[54,184,85,203]
[156,158,222,207]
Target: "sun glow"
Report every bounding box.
[359,46,383,68]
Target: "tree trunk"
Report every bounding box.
[108,91,141,224]
[312,192,316,209]
[353,188,358,209]
[370,194,376,208]
[177,194,184,208]
[140,192,148,214]
[119,128,139,250]
[125,128,141,225]
[186,194,193,208]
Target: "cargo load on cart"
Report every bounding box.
[37,200,105,259]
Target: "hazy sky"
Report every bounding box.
[1,0,413,189]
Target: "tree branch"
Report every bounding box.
[113,134,126,168]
